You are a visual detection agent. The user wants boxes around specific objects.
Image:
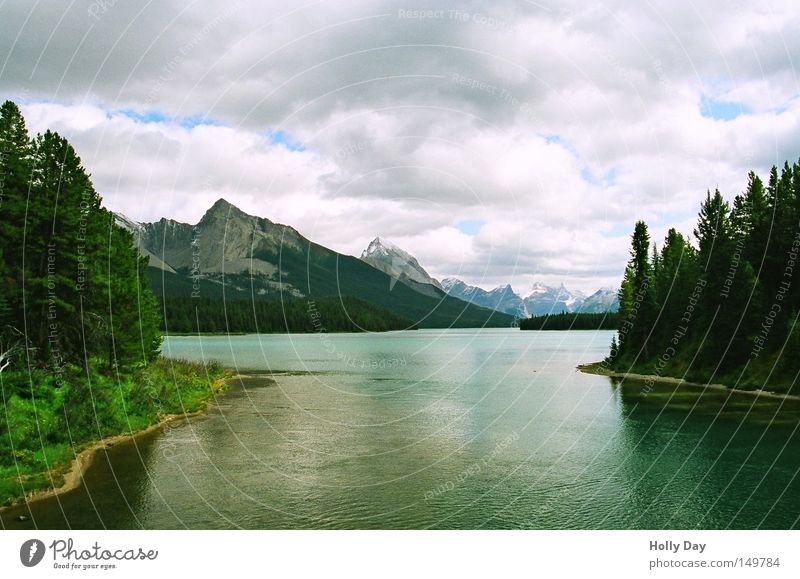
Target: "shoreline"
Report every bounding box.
[577,362,800,402]
[0,373,241,515]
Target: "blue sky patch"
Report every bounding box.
[112,108,218,127]
[178,113,220,128]
[581,166,618,186]
[544,134,617,185]
[114,108,169,123]
[456,219,486,235]
[266,129,306,152]
[700,96,750,120]
[542,133,580,157]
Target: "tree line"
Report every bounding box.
[611,161,800,392]
[161,295,415,333]
[0,100,162,374]
[0,101,201,505]
[520,311,619,330]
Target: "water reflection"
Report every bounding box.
[2,331,799,529]
[613,377,800,528]
[2,426,161,529]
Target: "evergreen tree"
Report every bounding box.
[695,190,732,273]
[616,221,654,361]
[0,246,20,372]
[22,130,103,364]
[731,172,766,247]
[652,229,696,350]
[616,265,635,356]
[761,163,796,301]
[92,213,162,370]
[0,101,164,374]
[0,101,33,342]
[693,190,736,361]
[610,167,800,391]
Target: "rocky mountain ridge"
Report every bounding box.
[114,200,514,329]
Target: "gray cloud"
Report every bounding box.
[2,0,799,293]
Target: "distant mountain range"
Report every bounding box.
[440,279,527,317]
[442,278,618,317]
[116,200,617,327]
[358,236,618,317]
[115,200,513,329]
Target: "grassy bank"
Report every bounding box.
[0,358,230,507]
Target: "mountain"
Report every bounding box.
[119,200,513,329]
[523,282,585,316]
[441,278,527,317]
[360,237,443,297]
[442,278,619,317]
[114,213,177,274]
[577,288,620,313]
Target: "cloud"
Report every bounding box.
[3,0,799,293]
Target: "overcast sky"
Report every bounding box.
[2,0,799,293]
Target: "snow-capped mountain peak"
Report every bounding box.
[114,212,142,232]
[442,279,618,317]
[528,282,549,295]
[442,278,527,317]
[360,237,443,292]
[362,237,412,262]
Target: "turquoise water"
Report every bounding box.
[4,329,800,529]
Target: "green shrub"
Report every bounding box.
[0,358,228,504]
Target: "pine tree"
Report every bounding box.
[609,166,800,391]
[616,265,635,358]
[0,101,33,344]
[731,172,766,245]
[695,191,732,270]
[607,335,618,364]
[651,242,661,295]
[98,216,162,369]
[0,246,20,372]
[0,101,164,373]
[652,228,696,352]
[21,130,103,364]
[693,190,736,362]
[615,221,654,362]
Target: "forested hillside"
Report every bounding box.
[520,312,618,330]
[133,202,516,330]
[0,101,226,505]
[610,162,800,393]
[0,100,161,372]
[161,295,415,333]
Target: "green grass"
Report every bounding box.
[0,357,229,506]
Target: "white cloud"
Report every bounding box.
[3,0,799,293]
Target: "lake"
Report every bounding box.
[3,329,800,529]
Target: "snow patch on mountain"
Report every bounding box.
[443,278,618,316]
[360,237,443,291]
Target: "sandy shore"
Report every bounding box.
[0,374,242,514]
[577,362,800,402]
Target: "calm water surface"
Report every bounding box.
[3,329,800,529]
